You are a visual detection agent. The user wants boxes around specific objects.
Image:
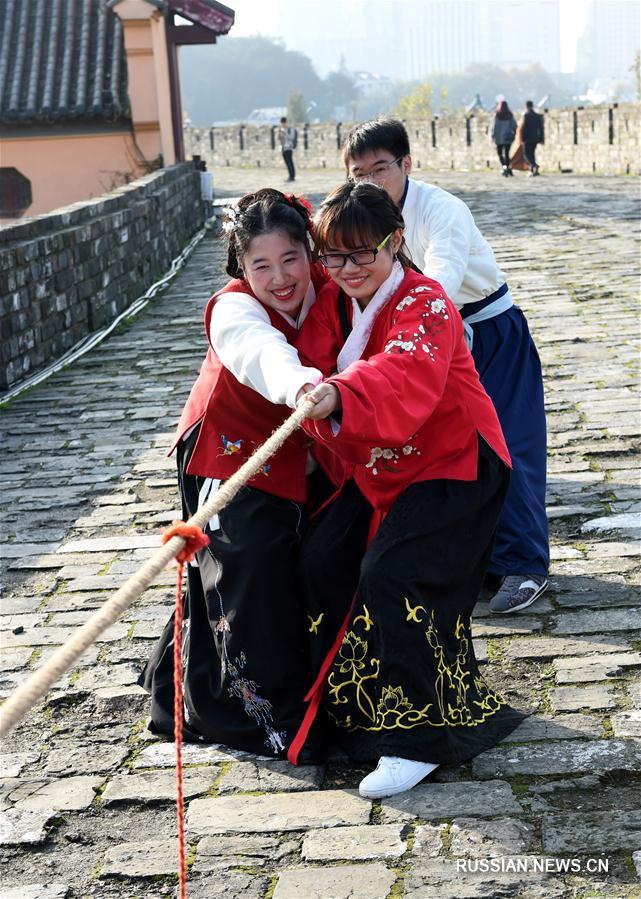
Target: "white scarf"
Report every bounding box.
[337,261,404,372]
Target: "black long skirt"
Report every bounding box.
[140,427,318,759]
[296,437,525,765]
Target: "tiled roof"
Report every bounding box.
[0,0,130,125]
[168,0,234,33]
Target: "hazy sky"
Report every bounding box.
[229,0,590,73]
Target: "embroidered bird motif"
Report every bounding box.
[221,435,242,455]
[256,463,271,477]
[405,596,427,623]
[308,612,324,634]
[353,604,373,631]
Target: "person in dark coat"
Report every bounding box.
[520,101,544,176]
[491,100,517,176]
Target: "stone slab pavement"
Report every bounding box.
[1,167,639,898]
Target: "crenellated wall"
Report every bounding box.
[185,104,640,176]
[0,163,205,392]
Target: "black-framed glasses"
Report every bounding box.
[349,156,404,182]
[319,232,393,269]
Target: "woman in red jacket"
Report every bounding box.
[287,182,524,795]
[141,189,327,760]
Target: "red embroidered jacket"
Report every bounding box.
[170,267,326,502]
[296,267,511,511]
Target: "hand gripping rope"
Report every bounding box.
[0,397,316,897]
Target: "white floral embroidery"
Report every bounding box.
[366,441,421,475]
[386,291,449,361]
[384,337,417,353]
[221,204,241,233]
[395,295,417,311]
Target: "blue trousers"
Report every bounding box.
[470,306,549,577]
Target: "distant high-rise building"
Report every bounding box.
[236,0,563,79]
[401,1,482,79]
[399,1,560,78]
[576,1,641,80]
[484,1,561,73]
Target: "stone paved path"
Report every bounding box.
[1,169,640,898]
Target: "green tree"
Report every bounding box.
[180,37,324,123]
[630,51,641,104]
[324,71,358,114]
[395,82,433,118]
[287,90,307,124]
[439,84,450,113]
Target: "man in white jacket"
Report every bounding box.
[341,119,549,614]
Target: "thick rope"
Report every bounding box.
[0,398,315,738]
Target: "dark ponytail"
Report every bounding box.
[314,181,413,270]
[222,189,313,279]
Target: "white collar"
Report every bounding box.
[401,177,419,223]
[337,261,405,372]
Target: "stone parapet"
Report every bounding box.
[186,104,640,177]
[0,163,205,392]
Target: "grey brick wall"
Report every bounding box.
[0,163,205,392]
[186,104,640,177]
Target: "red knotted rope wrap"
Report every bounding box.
[162,522,210,899]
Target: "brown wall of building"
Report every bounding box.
[185,104,640,177]
[0,130,150,220]
[0,163,205,392]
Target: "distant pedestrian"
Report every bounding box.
[491,100,517,177]
[520,100,544,176]
[278,116,297,182]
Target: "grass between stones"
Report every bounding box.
[263,874,278,899]
[601,715,615,739]
[370,798,383,825]
[486,638,507,663]
[127,715,150,743]
[90,859,102,881]
[97,557,117,575]
[385,864,408,899]
[29,647,43,664]
[91,780,109,805]
[185,839,199,875]
[206,760,235,796]
[440,821,453,852]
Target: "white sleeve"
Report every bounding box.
[420,194,473,301]
[210,293,323,409]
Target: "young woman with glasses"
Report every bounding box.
[287,181,524,798]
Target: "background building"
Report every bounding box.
[235,0,562,80]
[0,0,234,219]
[576,0,641,80]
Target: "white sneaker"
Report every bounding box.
[358,756,439,799]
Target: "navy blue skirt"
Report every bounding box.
[469,306,549,577]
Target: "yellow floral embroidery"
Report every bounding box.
[328,631,380,722]
[353,604,374,631]
[307,612,324,634]
[327,603,507,732]
[405,596,427,623]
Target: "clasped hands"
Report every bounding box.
[296,382,341,420]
